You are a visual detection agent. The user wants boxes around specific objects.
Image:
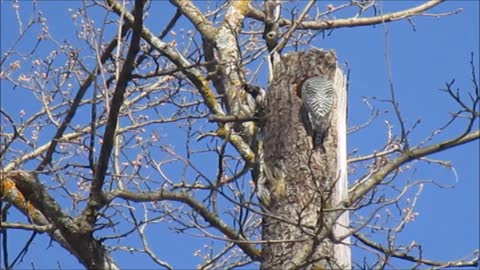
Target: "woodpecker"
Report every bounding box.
[300,76,335,150]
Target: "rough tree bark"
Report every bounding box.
[3,171,119,269]
[260,50,350,269]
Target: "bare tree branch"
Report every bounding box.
[248,0,456,31]
[354,232,479,268]
[85,0,147,227]
[110,189,262,261]
[348,129,479,206]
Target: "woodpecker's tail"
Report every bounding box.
[313,128,328,152]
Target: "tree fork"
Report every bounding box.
[260,50,350,269]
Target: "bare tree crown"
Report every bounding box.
[0,0,478,269]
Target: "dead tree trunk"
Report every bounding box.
[259,50,350,269]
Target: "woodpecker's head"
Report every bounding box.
[295,75,311,98]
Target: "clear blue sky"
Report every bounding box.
[1,1,478,269]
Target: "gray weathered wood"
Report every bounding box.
[260,50,350,269]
